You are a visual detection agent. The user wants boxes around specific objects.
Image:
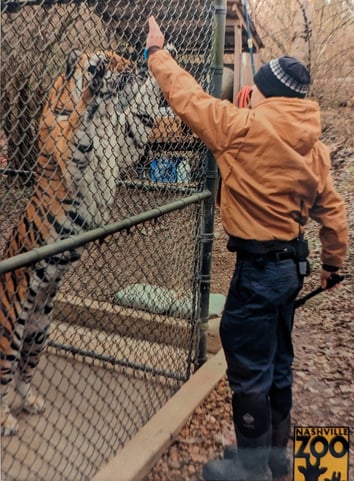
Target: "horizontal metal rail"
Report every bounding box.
[48,340,188,382]
[0,191,211,274]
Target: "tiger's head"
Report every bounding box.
[46,50,133,116]
[39,50,133,148]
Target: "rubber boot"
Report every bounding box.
[223,412,291,479]
[268,412,291,478]
[203,429,273,481]
[222,392,270,460]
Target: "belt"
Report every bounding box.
[237,250,295,262]
[227,236,298,253]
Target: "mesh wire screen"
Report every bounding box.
[0,1,216,480]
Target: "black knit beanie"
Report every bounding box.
[254,56,311,98]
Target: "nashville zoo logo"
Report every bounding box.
[294,427,350,481]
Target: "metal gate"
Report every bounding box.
[0,1,225,480]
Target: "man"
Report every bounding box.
[145,16,348,481]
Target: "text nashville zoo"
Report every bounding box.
[294,427,349,460]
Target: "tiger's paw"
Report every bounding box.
[0,404,19,436]
[20,390,46,414]
[15,381,46,414]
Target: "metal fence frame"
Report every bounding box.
[0,1,226,479]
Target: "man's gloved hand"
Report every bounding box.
[320,269,341,290]
[146,16,165,51]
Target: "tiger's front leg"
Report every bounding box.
[0,324,48,435]
[0,303,47,435]
[16,261,68,415]
[15,327,48,415]
[0,270,27,435]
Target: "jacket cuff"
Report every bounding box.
[322,264,339,272]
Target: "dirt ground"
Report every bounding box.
[144,107,354,481]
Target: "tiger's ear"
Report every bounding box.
[66,49,82,79]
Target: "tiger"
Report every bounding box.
[0,45,176,436]
[0,49,133,436]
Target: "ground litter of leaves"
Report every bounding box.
[144,107,354,481]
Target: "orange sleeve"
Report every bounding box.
[148,50,251,155]
[309,143,349,267]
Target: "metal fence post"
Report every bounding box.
[197,0,226,368]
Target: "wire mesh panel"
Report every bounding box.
[0,1,217,480]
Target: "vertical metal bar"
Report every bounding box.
[196,0,226,368]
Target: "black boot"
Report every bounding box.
[203,429,273,481]
[268,411,291,478]
[223,412,291,479]
[203,393,273,481]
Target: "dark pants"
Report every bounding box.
[220,257,303,427]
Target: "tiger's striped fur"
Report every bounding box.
[0,49,134,435]
[0,45,174,436]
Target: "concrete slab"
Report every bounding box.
[52,294,191,350]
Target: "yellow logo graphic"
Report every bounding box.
[293,427,349,481]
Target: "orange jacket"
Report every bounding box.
[148,50,348,267]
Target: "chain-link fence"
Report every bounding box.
[0,1,223,480]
